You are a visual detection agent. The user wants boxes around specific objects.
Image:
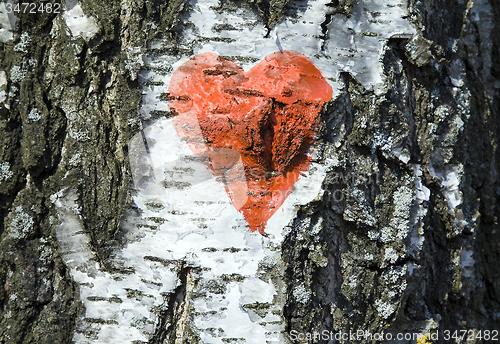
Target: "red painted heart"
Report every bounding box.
[167,51,332,234]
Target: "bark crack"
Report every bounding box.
[320,0,353,51]
[149,263,195,344]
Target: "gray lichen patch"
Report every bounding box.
[27,108,41,121]
[13,32,31,54]
[307,247,328,268]
[8,206,34,239]
[0,162,13,182]
[9,65,26,83]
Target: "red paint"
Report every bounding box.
[168,51,332,234]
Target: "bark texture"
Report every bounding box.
[0,0,499,343]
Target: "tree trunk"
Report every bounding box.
[0,0,499,343]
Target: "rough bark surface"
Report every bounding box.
[0,0,498,343]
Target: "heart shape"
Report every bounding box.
[167,51,332,234]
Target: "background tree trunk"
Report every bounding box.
[0,0,499,343]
